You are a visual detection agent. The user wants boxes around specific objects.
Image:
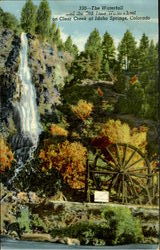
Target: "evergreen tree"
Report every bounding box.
[85,28,102,59]
[118,30,137,71]
[49,22,57,40]
[101,31,116,79]
[20,0,37,33]
[0,7,4,28]
[72,44,79,57]
[35,0,51,40]
[64,36,73,52]
[52,27,63,49]
[139,33,149,50]
[102,32,115,63]
[64,36,79,57]
[2,12,19,31]
[137,33,150,78]
[142,41,158,120]
[127,82,145,116]
[116,81,145,117]
[84,29,103,79]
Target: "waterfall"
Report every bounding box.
[10,33,41,184]
[16,32,41,145]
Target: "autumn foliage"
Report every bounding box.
[39,141,87,189]
[92,120,148,168]
[71,100,93,121]
[0,136,14,173]
[50,124,68,137]
[99,119,148,152]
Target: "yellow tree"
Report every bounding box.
[0,136,14,173]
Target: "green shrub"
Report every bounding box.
[102,206,143,245]
[51,220,108,246]
[30,214,48,232]
[17,207,31,233]
[51,206,143,246]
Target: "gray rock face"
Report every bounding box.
[0,29,69,165]
[0,29,21,136]
[27,36,68,121]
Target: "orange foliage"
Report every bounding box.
[39,141,87,189]
[130,75,138,85]
[92,120,148,168]
[97,87,104,97]
[99,119,148,152]
[71,100,93,121]
[50,124,68,137]
[0,136,14,173]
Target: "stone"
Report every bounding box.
[17,192,29,203]
[21,233,53,242]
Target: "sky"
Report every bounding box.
[0,0,158,50]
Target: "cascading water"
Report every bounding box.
[17,32,41,143]
[10,33,41,182]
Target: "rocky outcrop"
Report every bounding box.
[0,29,21,137]
[0,29,70,171]
[27,36,70,122]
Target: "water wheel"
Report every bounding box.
[89,143,152,204]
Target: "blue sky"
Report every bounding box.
[0,0,158,50]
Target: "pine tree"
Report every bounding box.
[52,27,63,49]
[0,7,3,28]
[127,82,145,116]
[64,36,73,52]
[139,33,149,51]
[85,28,102,59]
[2,12,19,31]
[20,0,37,33]
[72,44,79,57]
[49,22,57,40]
[35,0,51,40]
[118,30,137,71]
[102,32,115,63]
[84,29,102,79]
[142,41,158,120]
[101,31,116,79]
[64,36,79,57]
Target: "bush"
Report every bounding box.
[71,99,93,121]
[17,207,31,233]
[0,136,14,173]
[51,221,107,246]
[51,206,143,246]
[102,206,143,245]
[39,141,87,189]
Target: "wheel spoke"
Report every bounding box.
[125,178,134,197]
[128,167,147,172]
[122,174,125,203]
[117,179,122,199]
[122,144,128,166]
[124,157,144,171]
[124,150,137,169]
[108,175,116,190]
[130,175,147,189]
[127,175,139,198]
[130,173,149,178]
[97,155,116,171]
[115,144,121,166]
[112,173,120,188]
[106,147,120,168]
[90,170,118,175]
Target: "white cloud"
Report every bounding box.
[72,35,88,51]
[60,30,88,51]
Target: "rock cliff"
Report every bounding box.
[0,29,70,162]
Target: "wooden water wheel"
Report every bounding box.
[87,143,152,204]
